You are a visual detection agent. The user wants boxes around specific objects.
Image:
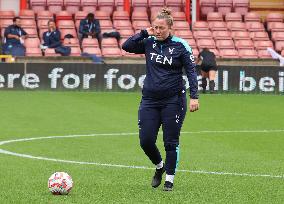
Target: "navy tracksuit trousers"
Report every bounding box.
[138,90,187,175]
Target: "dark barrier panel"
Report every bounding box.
[0,63,25,89]
[0,63,284,94]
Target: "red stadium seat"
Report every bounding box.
[235,39,254,50]
[207,12,223,22]
[21,20,37,29]
[166,0,183,12]
[81,0,97,12]
[193,30,212,39]
[216,39,235,49]
[119,29,135,38]
[245,22,265,32]
[132,0,148,11]
[101,37,119,48]
[132,11,149,21]
[208,21,227,31]
[197,39,216,49]
[192,21,209,31]
[238,49,258,58]
[102,47,122,57]
[227,22,246,31]
[233,0,249,15]
[38,19,50,29]
[149,0,165,14]
[75,11,89,21]
[231,31,250,40]
[95,10,111,20]
[24,28,39,38]
[83,47,102,56]
[275,41,284,52]
[212,30,232,40]
[257,49,272,59]
[216,0,232,15]
[56,11,73,21]
[266,13,284,23]
[219,49,239,58]
[81,38,100,48]
[174,30,193,39]
[244,12,260,22]
[185,38,197,48]
[115,0,125,11]
[60,29,77,40]
[225,12,242,22]
[0,19,13,29]
[47,0,64,13]
[200,0,216,17]
[70,47,82,56]
[172,12,187,21]
[172,21,190,31]
[30,0,47,13]
[99,20,113,31]
[0,11,15,19]
[24,38,41,48]
[254,40,274,50]
[272,32,284,42]
[39,28,48,39]
[26,48,43,56]
[132,20,151,31]
[113,20,132,30]
[98,0,115,15]
[57,20,75,29]
[113,11,130,20]
[63,38,80,47]
[44,48,61,56]
[19,10,35,19]
[64,0,81,14]
[37,10,54,20]
[250,32,269,41]
[267,22,284,32]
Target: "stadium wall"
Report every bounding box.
[0,63,284,94]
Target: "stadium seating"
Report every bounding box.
[216,39,235,49]
[102,47,122,57]
[238,49,258,58]
[207,12,223,21]
[19,10,35,19]
[0,0,282,60]
[81,0,97,12]
[233,0,249,15]
[219,49,239,58]
[64,0,81,14]
[216,0,233,15]
[200,0,216,17]
[26,48,43,56]
[30,0,46,13]
[192,21,209,31]
[208,21,227,31]
[225,12,242,22]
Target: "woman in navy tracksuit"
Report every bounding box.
[122,8,199,191]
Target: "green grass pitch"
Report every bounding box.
[0,91,283,203]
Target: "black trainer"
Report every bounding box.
[151,166,165,188]
[163,181,174,191]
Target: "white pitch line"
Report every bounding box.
[1,129,284,146]
[0,129,284,180]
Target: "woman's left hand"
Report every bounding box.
[189,99,199,112]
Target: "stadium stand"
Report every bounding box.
[0,0,283,60]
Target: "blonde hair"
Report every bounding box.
[156,7,174,28]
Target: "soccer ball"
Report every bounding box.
[48,172,73,195]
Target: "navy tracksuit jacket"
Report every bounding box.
[122,30,198,175]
